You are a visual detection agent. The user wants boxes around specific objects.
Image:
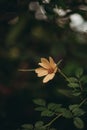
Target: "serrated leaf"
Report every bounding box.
[68,83,79,88]
[22,124,33,129]
[48,103,62,111]
[35,121,44,128]
[75,68,83,78]
[35,107,47,111]
[33,99,46,106]
[68,77,78,83]
[73,117,84,129]
[41,110,54,117]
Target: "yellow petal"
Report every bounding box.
[38,58,51,69]
[43,73,55,83]
[49,57,56,68]
[35,67,48,77]
[54,67,58,73]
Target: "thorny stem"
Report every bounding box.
[79,98,87,107]
[44,114,62,128]
[18,69,35,72]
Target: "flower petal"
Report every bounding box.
[38,58,51,69]
[35,67,48,77]
[54,67,58,73]
[49,57,56,68]
[43,73,55,83]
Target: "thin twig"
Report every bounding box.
[44,114,62,128]
[18,69,35,72]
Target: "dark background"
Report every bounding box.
[0,0,87,130]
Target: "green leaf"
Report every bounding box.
[41,110,54,117]
[35,121,44,128]
[22,124,33,129]
[75,68,83,78]
[35,107,47,111]
[68,77,78,83]
[48,103,62,111]
[69,105,85,116]
[33,99,46,106]
[73,117,84,129]
[60,109,72,118]
[68,83,79,88]
[72,108,85,116]
[72,92,81,96]
[80,75,87,84]
[69,104,79,111]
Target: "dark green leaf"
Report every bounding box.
[69,104,79,111]
[72,92,81,96]
[68,83,79,88]
[72,108,85,116]
[75,68,83,78]
[48,103,62,111]
[68,77,78,83]
[80,75,87,84]
[22,124,33,129]
[35,107,47,111]
[60,109,72,118]
[35,121,44,128]
[41,110,54,117]
[73,117,84,129]
[33,99,46,106]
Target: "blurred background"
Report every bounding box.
[0,0,87,130]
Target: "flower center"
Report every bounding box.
[48,68,54,74]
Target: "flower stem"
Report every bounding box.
[59,69,70,82]
[79,98,87,107]
[44,114,62,128]
[56,59,63,66]
[18,69,35,72]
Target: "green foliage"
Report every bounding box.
[80,75,87,84]
[75,68,83,78]
[68,77,78,83]
[60,108,73,118]
[35,107,47,111]
[33,99,46,106]
[18,66,87,130]
[21,124,33,130]
[41,110,54,117]
[34,121,46,130]
[73,117,84,129]
[47,103,62,111]
[69,104,85,117]
[68,83,79,88]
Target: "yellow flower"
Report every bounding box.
[35,57,58,83]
